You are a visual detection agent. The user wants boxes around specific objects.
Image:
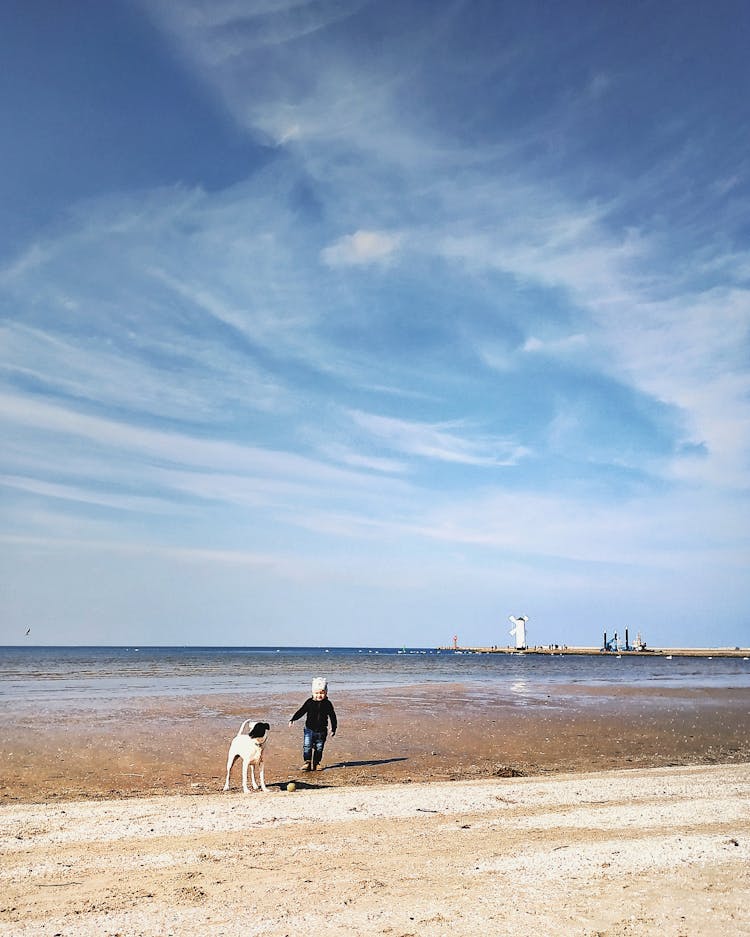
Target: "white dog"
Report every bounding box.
[223,720,271,793]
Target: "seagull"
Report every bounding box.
[25,628,31,635]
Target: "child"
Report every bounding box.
[288,677,337,771]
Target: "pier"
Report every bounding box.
[436,645,750,658]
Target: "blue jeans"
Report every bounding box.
[303,727,327,767]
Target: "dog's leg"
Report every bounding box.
[223,751,236,791]
[259,757,268,792]
[250,763,259,790]
[241,757,250,794]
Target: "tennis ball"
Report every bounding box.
[286,782,296,792]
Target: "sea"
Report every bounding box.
[1,646,749,710]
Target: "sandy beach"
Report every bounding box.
[2,762,749,936]
[2,679,749,934]
[0,684,750,937]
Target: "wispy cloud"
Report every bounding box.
[316,442,408,475]
[0,321,287,420]
[155,0,369,59]
[321,230,402,267]
[522,334,589,356]
[0,393,395,484]
[0,475,180,516]
[0,392,414,533]
[347,410,529,467]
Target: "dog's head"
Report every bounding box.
[248,721,271,740]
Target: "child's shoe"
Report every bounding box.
[301,761,312,771]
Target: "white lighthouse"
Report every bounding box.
[508,614,529,650]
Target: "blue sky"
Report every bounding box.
[1,0,749,649]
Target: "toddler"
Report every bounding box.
[288,677,337,771]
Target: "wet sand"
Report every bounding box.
[1,683,748,802]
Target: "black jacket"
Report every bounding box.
[291,697,337,734]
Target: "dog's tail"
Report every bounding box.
[236,719,255,736]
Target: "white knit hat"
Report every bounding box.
[311,677,328,693]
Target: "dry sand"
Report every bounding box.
[2,763,749,936]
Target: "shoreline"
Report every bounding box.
[2,762,748,935]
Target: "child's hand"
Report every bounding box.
[288,720,293,727]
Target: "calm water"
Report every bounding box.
[1,646,749,708]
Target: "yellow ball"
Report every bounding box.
[286,782,296,792]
